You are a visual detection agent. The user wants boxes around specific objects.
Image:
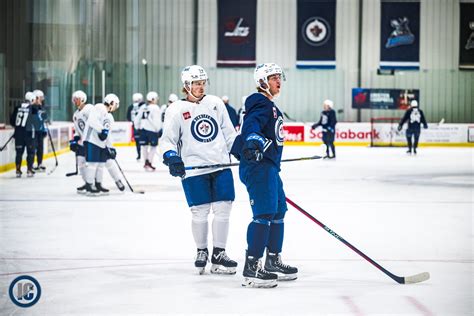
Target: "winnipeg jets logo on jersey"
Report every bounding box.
[410,109,421,123]
[275,116,284,146]
[103,118,111,130]
[77,118,86,132]
[191,114,219,143]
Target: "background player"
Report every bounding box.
[398,100,428,154]
[127,93,144,160]
[32,89,48,171]
[311,99,337,159]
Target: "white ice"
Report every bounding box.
[0,145,472,315]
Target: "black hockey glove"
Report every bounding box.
[69,135,81,152]
[242,133,265,163]
[397,125,402,132]
[98,129,109,141]
[107,147,117,159]
[163,150,185,178]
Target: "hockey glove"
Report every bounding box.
[423,124,428,129]
[69,135,81,152]
[163,150,185,178]
[243,133,265,163]
[98,129,109,141]
[107,147,117,159]
[327,127,334,133]
[311,123,319,130]
[157,129,163,138]
[397,125,402,132]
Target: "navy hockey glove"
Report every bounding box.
[163,150,185,178]
[397,125,402,132]
[98,129,109,141]
[69,135,81,152]
[311,123,318,130]
[243,133,265,163]
[423,124,428,129]
[107,147,117,159]
[327,127,334,133]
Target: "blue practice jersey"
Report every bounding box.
[239,93,284,169]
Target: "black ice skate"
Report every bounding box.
[210,247,237,275]
[27,168,35,177]
[34,164,46,172]
[242,253,278,288]
[115,180,125,191]
[195,248,209,275]
[16,167,22,178]
[76,183,88,194]
[95,182,109,195]
[85,183,100,196]
[264,250,298,281]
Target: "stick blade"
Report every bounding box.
[404,272,430,284]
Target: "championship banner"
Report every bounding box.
[459,3,474,69]
[352,88,419,110]
[217,0,256,68]
[380,1,420,70]
[296,0,336,69]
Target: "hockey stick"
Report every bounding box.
[46,128,58,175]
[66,155,78,177]
[286,197,430,284]
[113,158,145,194]
[0,134,14,151]
[185,155,323,171]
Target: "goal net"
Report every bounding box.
[370,117,406,147]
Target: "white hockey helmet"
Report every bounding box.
[221,95,229,103]
[253,63,285,89]
[323,99,334,108]
[132,92,143,103]
[181,65,208,88]
[104,93,120,111]
[146,91,159,103]
[168,93,178,103]
[25,91,36,103]
[33,89,44,99]
[72,90,87,104]
[410,100,418,107]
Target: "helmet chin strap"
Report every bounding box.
[185,84,202,102]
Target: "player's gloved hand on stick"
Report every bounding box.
[98,129,109,141]
[311,123,318,130]
[423,124,428,129]
[69,135,81,152]
[163,150,185,177]
[327,127,334,133]
[107,147,117,159]
[243,133,265,164]
[397,125,402,132]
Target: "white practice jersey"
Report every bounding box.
[130,102,141,122]
[160,95,237,178]
[134,103,162,132]
[84,103,113,148]
[72,103,94,144]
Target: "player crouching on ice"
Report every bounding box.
[83,93,120,196]
[160,65,238,275]
[234,63,298,288]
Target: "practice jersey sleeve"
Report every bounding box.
[240,94,272,140]
[217,100,238,152]
[159,105,182,155]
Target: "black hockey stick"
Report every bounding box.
[66,155,78,177]
[0,134,14,151]
[114,158,145,194]
[185,155,323,171]
[46,128,58,175]
[286,197,430,284]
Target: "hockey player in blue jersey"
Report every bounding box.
[160,65,238,275]
[311,99,337,159]
[236,63,298,288]
[397,100,428,154]
[32,89,48,171]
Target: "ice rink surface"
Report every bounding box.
[0,145,472,315]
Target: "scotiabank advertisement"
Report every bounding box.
[284,122,374,144]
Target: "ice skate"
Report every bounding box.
[27,169,35,177]
[144,160,153,171]
[242,253,278,288]
[34,164,46,172]
[115,180,125,191]
[195,248,209,275]
[264,250,298,281]
[95,182,109,195]
[210,247,237,275]
[76,183,88,194]
[413,148,417,155]
[85,183,100,196]
[16,168,22,178]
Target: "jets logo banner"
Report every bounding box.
[217,0,256,68]
[380,0,420,70]
[460,3,474,69]
[297,0,336,69]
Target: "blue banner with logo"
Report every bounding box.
[352,88,419,110]
[380,1,420,70]
[459,3,474,69]
[217,0,256,68]
[296,0,336,69]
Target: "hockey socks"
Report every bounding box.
[246,217,271,258]
[267,216,285,254]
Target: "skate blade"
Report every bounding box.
[196,267,206,275]
[76,191,87,195]
[242,277,277,288]
[210,264,236,275]
[275,273,297,281]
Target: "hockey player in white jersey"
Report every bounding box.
[83,93,120,195]
[127,93,144,160]
[104,111,125,191]
[69,90,94,194]
[134,91,162,171]
[160,65,238,275]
